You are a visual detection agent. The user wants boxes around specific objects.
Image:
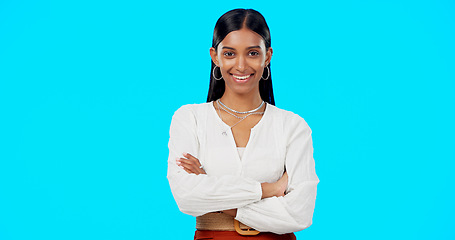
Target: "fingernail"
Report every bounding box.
[182,152,187,156]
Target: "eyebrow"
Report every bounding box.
[222,46,262,50]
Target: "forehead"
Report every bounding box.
[219,28,266,49]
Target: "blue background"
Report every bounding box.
[1,0,454,239]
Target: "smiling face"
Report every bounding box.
[210,28,273,97]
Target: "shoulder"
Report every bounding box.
[172,102,212,120]
[267,104,311,134]
[267,104,310,129]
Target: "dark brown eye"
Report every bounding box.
[249,51,260,56]
[224,51,234,57]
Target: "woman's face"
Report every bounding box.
[210,28,273,97]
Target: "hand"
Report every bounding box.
[176,153,206,175]
[261,172,288,199]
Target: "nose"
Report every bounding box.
[235,55,247,72]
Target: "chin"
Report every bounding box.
[227,86,259,96]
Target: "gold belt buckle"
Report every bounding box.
[234,219,260,235]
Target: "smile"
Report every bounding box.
[231,74,252,82]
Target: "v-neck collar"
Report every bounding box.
[209,101,270,163]
[209,101,269,135]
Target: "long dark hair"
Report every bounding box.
[206,9,275,105]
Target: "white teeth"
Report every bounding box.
[232,74,251,80]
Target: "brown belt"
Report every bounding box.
[196,212,260,235]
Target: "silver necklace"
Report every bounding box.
[216,100,264,136]
[218,101,264,120]
[217,99,264,114]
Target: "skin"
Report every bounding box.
[176,27,288,217]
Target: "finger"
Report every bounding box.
[177,160,199,175]
[183,153,202,167]
[182,166,197,174]
[183,153,205,174]
[176,158,193,174]
[180,165,195,174]
[176,158,198,174]
[178,155,205,175]
[179,159,202,174]
[181,163,201,175]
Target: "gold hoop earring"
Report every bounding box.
[261,66,270,80]
[212,66,223,81]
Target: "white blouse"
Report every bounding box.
[167,102,319,234]
[237,147,246,160]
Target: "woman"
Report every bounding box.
[167,9,319,239]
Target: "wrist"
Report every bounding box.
[261,182,273,199]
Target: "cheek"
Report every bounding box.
[218,59,235,71]
[248,57,266,68]
[250,61,265,73]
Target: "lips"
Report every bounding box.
[231,74,253,82]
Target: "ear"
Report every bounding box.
[210,47,219,66]
[265,47,273,66]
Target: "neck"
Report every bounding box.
[219,91,263,112]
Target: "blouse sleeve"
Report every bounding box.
[235,114,319,234]
[167,105,263,217]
